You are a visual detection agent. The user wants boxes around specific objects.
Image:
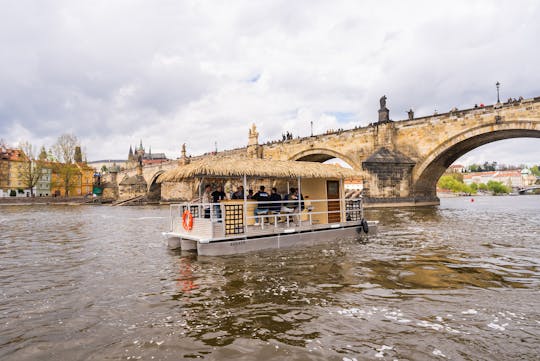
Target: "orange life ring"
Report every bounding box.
[182,210,194,231]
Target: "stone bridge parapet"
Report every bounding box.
[112,96,540,206]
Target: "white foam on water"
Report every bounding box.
[487,322,507,331]
[416,320,444,331]
[461,309,478,315]
[337,308,365,316]
[374,345,393,358]
[433,349,446,357]
[398,318,412,323]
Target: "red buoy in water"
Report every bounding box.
[471,198,475,202]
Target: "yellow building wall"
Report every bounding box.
[300,178,330,224]
[51,164,82,196]
[51,170,62,196]
[78,164,94,195]
[8,160,27,189]
[0,160,9,189]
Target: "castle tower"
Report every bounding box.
[128,145,134,161]
[136,139,145,159]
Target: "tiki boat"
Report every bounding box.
[159,158,378,256]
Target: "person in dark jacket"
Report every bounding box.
[268,187,282,212]
[253,185,269,225]
[232,185,244,199]
[211,185,226,220]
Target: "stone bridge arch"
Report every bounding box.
[412,120,540,200]
[147,170,165,201]
[289,148,361,170]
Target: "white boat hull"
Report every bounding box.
[164,221,378,256]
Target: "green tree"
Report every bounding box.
[486,180,510,194]
[437,174,475,194]
[531,165,540,177]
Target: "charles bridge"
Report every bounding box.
[111,96,540,207]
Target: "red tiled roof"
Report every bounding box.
[0,148,27,161]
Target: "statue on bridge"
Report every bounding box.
[407,108,414,120]
[378,95,391,123]
[379,95,387,110]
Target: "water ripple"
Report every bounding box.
[1,197,539,360]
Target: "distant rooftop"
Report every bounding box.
[88,159,126,164]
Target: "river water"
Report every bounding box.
[1,196,539,360]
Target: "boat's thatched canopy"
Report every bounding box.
[158,157,360,183]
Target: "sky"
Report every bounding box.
[1,0,539,167]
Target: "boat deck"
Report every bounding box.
[163,197,376,255]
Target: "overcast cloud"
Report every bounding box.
[1,0,539,166]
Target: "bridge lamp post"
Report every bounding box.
[496,81,501,104]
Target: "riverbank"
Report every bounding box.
[0,197,88,206]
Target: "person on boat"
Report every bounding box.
[253,185,270,225]
[211,185,226,221]
[232,185,244,199]
[247,189,254,199]
[282,187,296,212]
[202,184,212,218]
[282,187,304,224]
[268,187,282,213]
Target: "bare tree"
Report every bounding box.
[52,134,80,197]
[53,133,79,164]
[19,141,44,197]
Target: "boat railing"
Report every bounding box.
[168,197,364,240]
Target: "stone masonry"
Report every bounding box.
[113,97,540,206]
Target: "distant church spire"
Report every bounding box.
[128,145,134,161]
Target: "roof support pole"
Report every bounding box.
[339,178,344,222]
[297,176,301,227]
[243,174,248,234]
[199,177,205,217]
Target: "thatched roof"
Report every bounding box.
[158,157,360,182]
